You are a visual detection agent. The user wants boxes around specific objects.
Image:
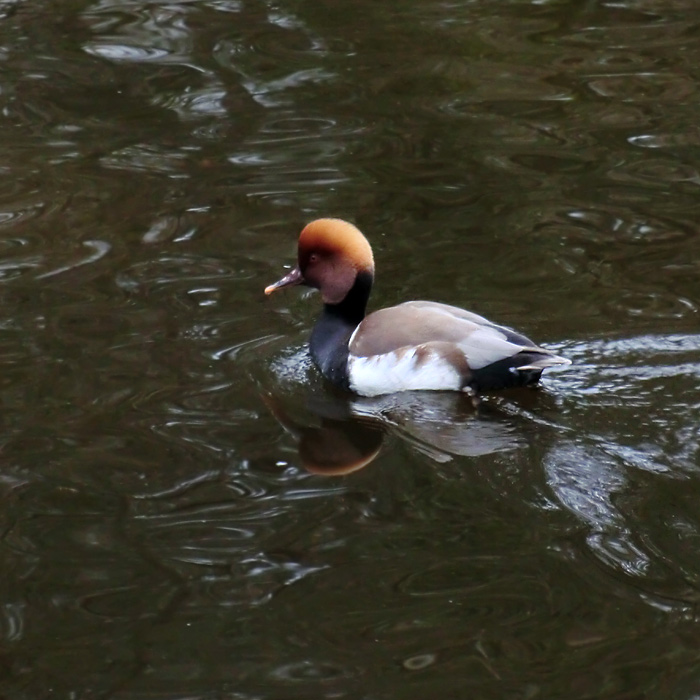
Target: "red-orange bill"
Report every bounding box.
[264,266,304,295]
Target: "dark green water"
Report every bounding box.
[1,0,700,697]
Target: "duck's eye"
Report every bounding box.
[309,253,319,263]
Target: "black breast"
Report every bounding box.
[309,310,355,389]
[309,270,372,390]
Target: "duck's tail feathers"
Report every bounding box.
[515,352,571,371]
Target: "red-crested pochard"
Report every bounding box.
[265,219,570,400]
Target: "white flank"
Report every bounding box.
[348,347,462,397]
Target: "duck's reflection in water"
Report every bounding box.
[264,388,528,475]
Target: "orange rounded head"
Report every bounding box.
[265,219,374,305]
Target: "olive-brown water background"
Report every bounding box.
[2,0,700,697]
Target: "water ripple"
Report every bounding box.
[116,254,239,292]
[2,0,700,697]
[82,2,197,65]
[100,143,192,174]
[35,240,111,280]
[85,43,171,62]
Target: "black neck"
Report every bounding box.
[309,270,373,388]
[325,269,373,325]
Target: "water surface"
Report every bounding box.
[1,0,700,697]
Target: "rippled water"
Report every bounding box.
[1,0,700,697]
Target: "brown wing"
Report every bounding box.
[349,300,554,377]
[349,301,538,360]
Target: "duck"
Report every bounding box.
[265,218,570,401]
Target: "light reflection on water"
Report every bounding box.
[0,0,699,696]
